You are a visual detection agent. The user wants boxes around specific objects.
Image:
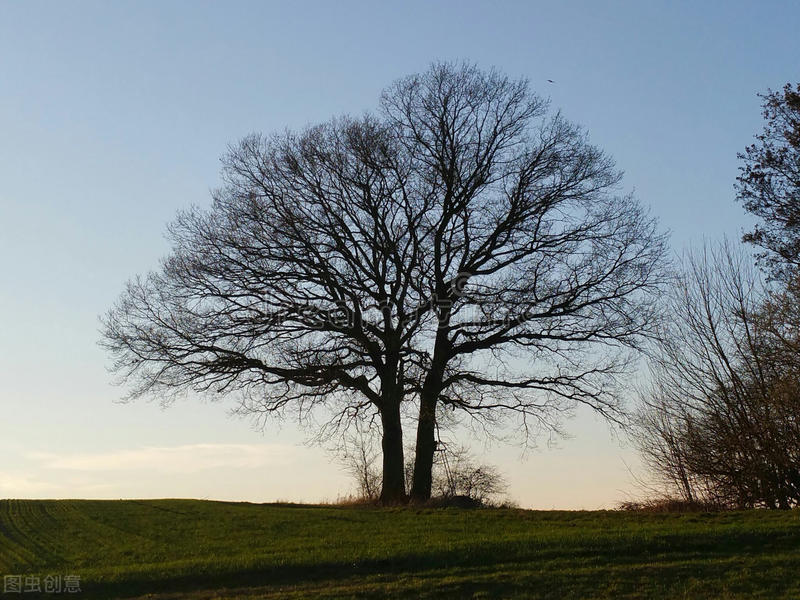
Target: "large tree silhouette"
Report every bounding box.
[102,63,668,503]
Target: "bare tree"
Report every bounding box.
[379,63,669,501]
[339,426,382,501]
[101,63,668,505]
[634,242,800,508]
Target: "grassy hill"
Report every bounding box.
[0,499,798,599]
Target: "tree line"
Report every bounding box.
[633,84,800,509]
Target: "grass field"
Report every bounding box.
[0,499,798,599]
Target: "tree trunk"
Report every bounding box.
[410,323,450,503]
[410,390,438,503]
[379,400,406,505]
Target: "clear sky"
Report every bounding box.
[1,0,798,508]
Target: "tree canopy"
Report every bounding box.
[736,83,800,280]
[102,62,668,504]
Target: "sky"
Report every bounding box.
[1,0,798,509]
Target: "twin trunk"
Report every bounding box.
[380,332,448,504]
[378,376,441,504]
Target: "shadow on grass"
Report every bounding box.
[65,528,800,599]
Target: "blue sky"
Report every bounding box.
[1,0,797,508]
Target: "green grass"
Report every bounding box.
[0,499,798,599]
